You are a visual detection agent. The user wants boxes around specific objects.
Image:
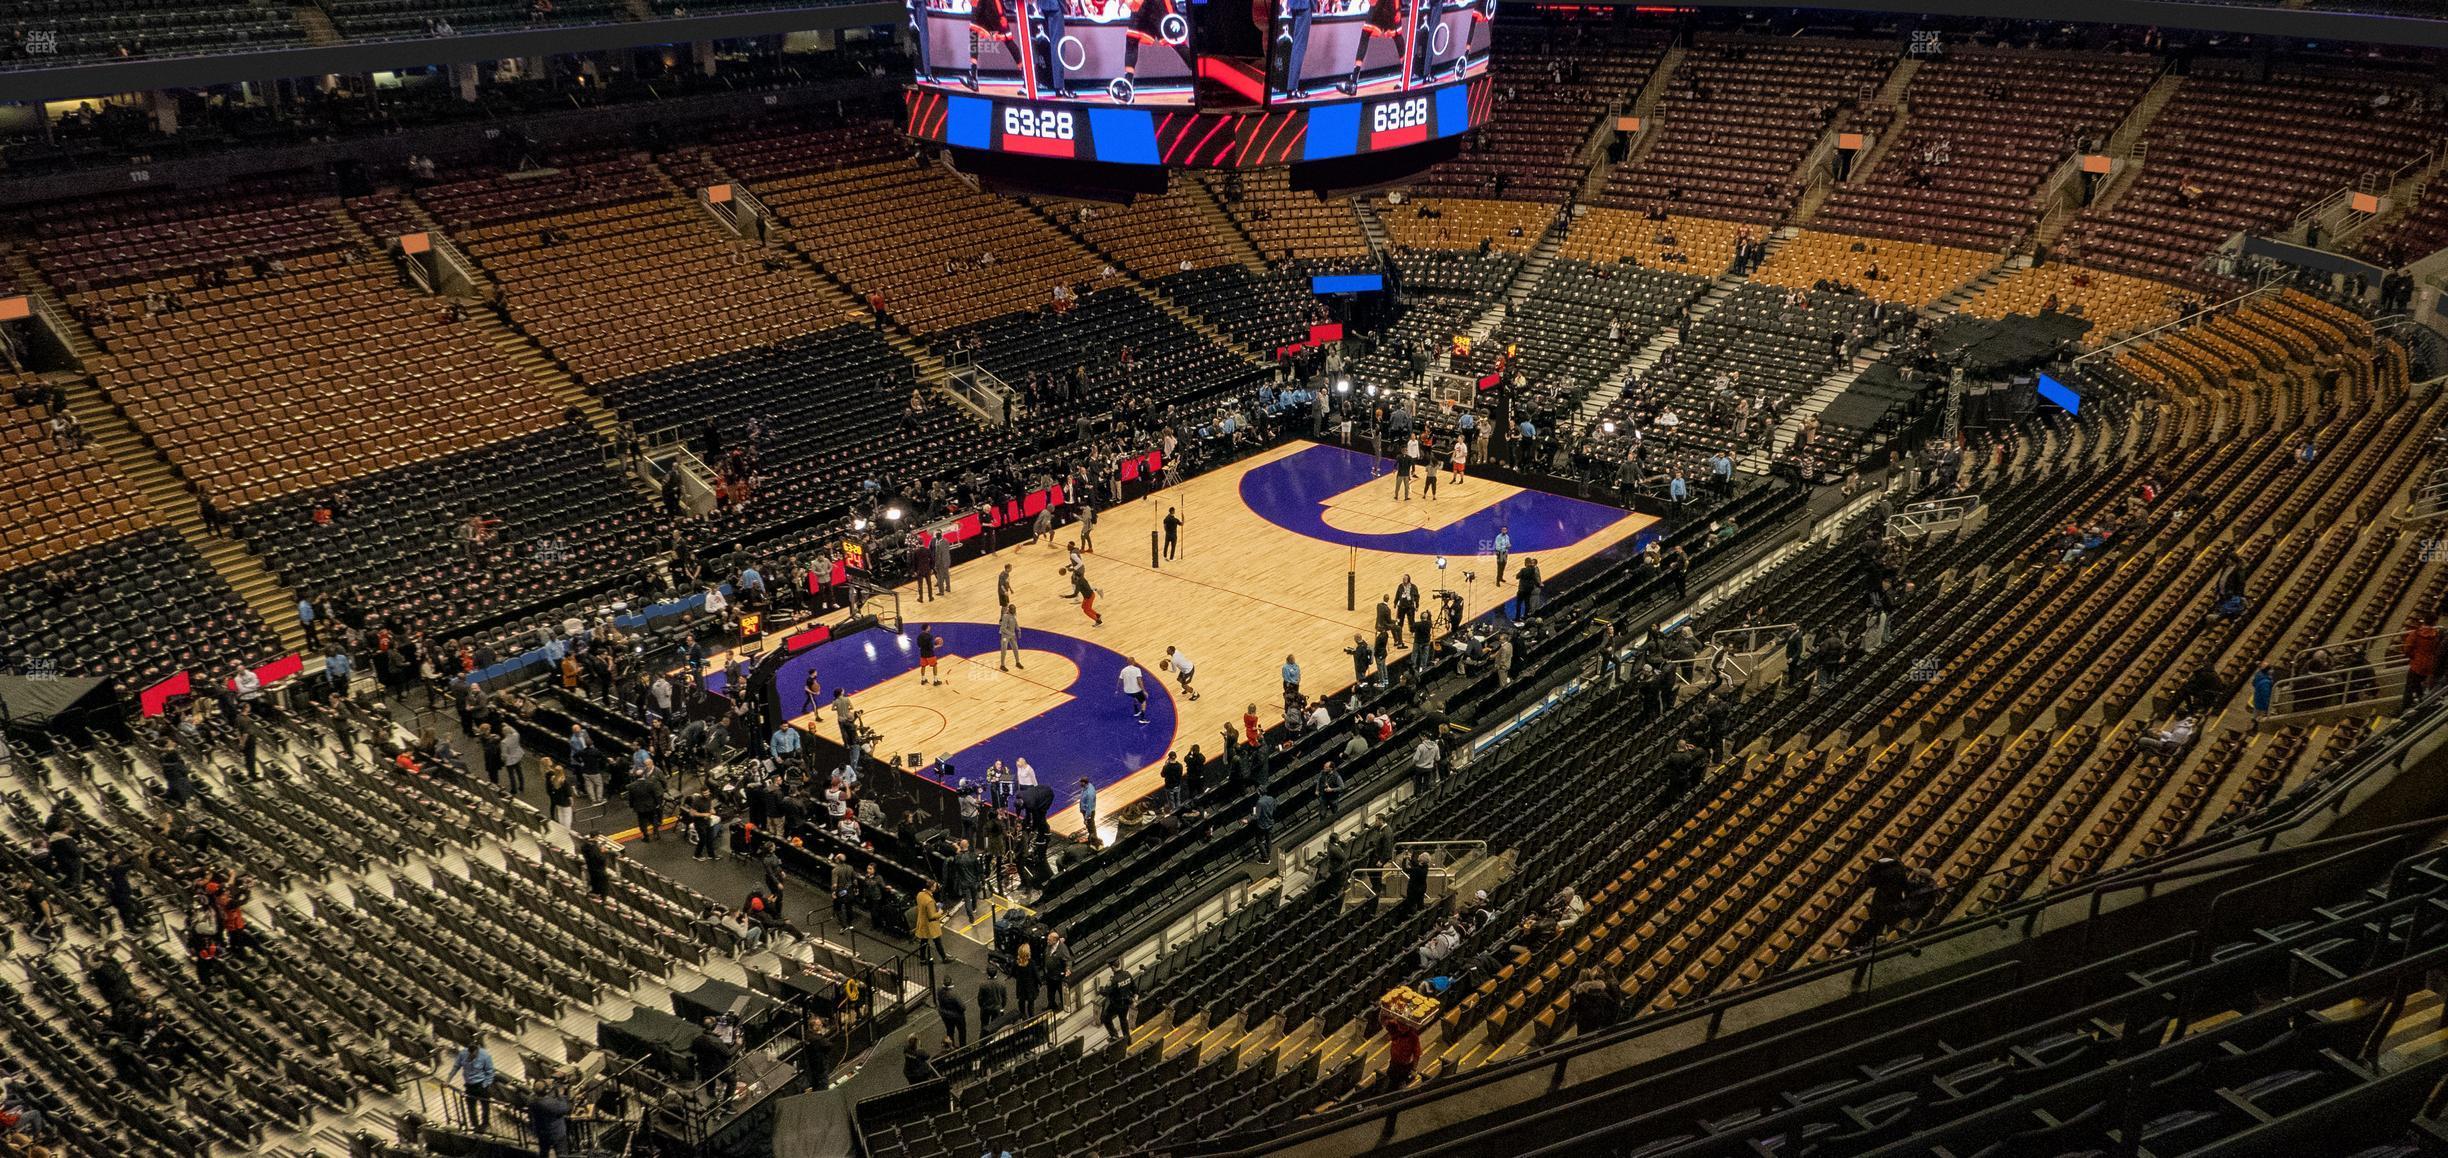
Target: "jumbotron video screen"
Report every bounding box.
[904,0,1493,168]
[1265,0,1493,103]
[910,0,1197,106]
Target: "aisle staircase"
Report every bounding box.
[1611,43,1688,175]
[1746,256,2007,471]
[1844,102,1912,186]
[1465,221,1568,342]
[1182,178,1271,269]
[291,4,339,44]
[460,307,628,443]
[1355,200,1393,257]
[278,832,856,1155]
[2334,147,2448,253]
[4,247,97,365]
[1020,201,1264,362]
[55,373,308,654]
[1576,227,1797,425]
[2108,72,2184,157]
[2,247,307,652]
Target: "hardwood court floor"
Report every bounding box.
[721,439,1653,839]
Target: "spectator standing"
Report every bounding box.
[1042,930,1074,1013]
[1250,788,1278,863]
[935,982,969,1048]
[445,1039,496,1128]
[914,883,946,964]
[1099,967,1137,1039]
[626,771,666,841]
[527,1085,573,1158]
[2402,616,2440,707]
[499,726,526,796]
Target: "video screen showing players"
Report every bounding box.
[908,0,1197,106]
[1263,0,1491,104]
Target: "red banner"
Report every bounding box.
[222,654,304,693]
[140,672,191,716]
[784,624,834,652]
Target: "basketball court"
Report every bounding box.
[703,439,1656,840]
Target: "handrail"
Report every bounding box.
[25,293,77,350]
[1197,699,2448,1156]
[426,233,479,292]
[2073,282,2281,366]
[730,183,780,233]
[2032,151,2084,209]
[1346,841,1494,886]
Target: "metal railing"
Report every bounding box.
[1888,493,1983,539]
[1345,840,1490,897]
[2294,145,2433,236]
[2031,151,2085,210]
[399,244,435,294]
[731,183,781,238]
[427,233,480,295]
[1795,124,1845,190]
[2406,462,2448,522]
[25,292,78,353]
[944,349,1013,426]
[1675,622,1798,690]
[2272,631,2414,716]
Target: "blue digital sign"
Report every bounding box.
[1312,273,1383,294]
[2037,373,2081,416]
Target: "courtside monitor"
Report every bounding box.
[1312,272,1383,294]
[2037,373,2082,416]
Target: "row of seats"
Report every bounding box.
[944,286,1266,441]
[1038,189,1240,281]
[0,0,302,69]
[1814,49,2157,250]
[1599,35,1898,223]
[1202,169,1373,265]
[1408,16,1669,203]
[1590,280,1882,466]
[1381,197,1557,255]
[1488,259,1710,405]
[1159,264,1324,355]
[324,0,624,38]
[1496,844,2448,1157]
[0,379,154,574]
[1559,208,1751,278]
[87,246,563,508]
[0,526,279,690]
[2362,174,2448,268]
[0,698,815,1156]
[754,159,1102,335]
[229,422,659,656]
[2062,62,2444,285]
[1745,230,1996,307]
[422,157,853,385]
[1959,262,2185,344]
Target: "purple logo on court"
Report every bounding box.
[1237,443,1632,556]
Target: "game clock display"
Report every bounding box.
[906,75,1488,166]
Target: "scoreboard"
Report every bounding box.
[906,74,1490,167]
